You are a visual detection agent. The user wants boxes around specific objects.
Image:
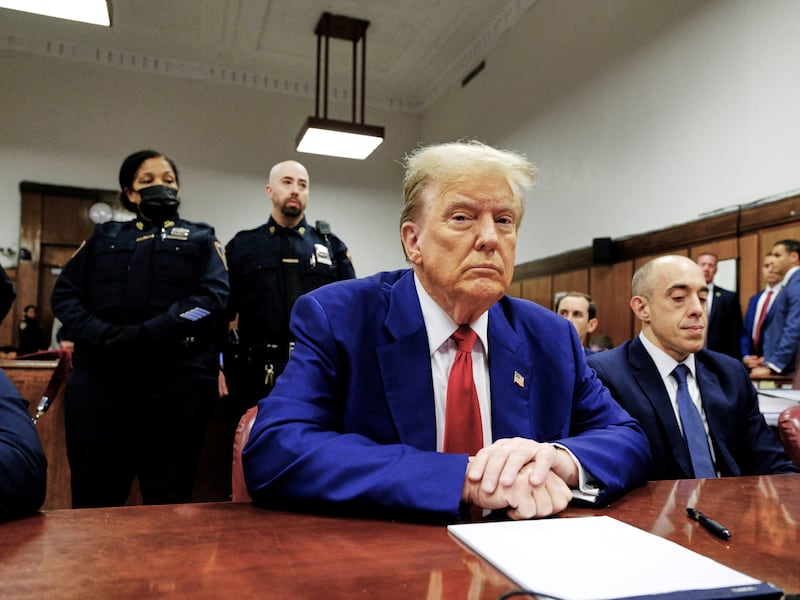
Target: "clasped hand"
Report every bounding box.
[461,437,576,520]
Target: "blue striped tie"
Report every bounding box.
[672,364,716,478]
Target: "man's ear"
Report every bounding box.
[587,318,599,335]
[630,296,650,322]
[400,222,422,264]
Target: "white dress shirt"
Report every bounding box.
[413,274,598,500]
[414,274,491,452]
[639,333,718,470]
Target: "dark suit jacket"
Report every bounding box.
[243,269,651,521]
[763,270,800,373]
[706,285,743,358]
[740,290,763,358]
[588,337,797,480]
[0,368,47,521]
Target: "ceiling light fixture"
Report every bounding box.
[295,12,384,160]
[0,0,111,26]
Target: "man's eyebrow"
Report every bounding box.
[665,283,708,294]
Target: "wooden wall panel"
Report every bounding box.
[737,233,759,314]
[690,238,739,261]
[552,270,589,309]
[42,195,97,246]
[590,261,634,348]
[519,276,551,308]
[760,224,800,255]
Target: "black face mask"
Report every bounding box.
[138,185,180,223]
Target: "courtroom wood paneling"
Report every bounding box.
[737,233,759,314]
[519,276,551,308]
[690,238,739,261]
[589,261,634,348]
[552,270,589,308]
[760,223,800,256]
[42,195,97,246]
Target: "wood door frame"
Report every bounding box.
[16,182,118,348]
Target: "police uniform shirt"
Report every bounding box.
[225,216,354,351]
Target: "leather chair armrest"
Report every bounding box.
[777,405,800,467]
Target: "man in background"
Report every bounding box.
[555,292,598,355]
[741,254,781,367]
[696,252,742,358]
[224,160,355,448]
[752,239,800,376]
[589,255,796,480]
[18,304,47,355]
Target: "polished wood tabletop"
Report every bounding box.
[1,474,797,599]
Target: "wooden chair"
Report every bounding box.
[231,406,258,502]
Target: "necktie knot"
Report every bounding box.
[672,364,690,386]
[451,325,477,353]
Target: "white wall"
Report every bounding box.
[423,0,800,263]
[3,0,800,274]
[0,53,418,275]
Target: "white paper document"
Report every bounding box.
[757,390,800,426]
[448,516,781,600]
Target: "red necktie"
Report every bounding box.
[443,325,483,455]
[753,289,773,349]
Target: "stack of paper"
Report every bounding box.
[448,516,782,599]
[757,389,800,427]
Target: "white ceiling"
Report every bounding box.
[0,0,536,113]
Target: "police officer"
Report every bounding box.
[224,160,355,425]
[51,150,229,508]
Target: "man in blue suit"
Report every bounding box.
[0,275,47,521]
[752,239,800,376]
[740,254,780,365]
[589,255,796,480]
[243,141,651,522]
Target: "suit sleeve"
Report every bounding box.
[242,293,468,521]
[0,369,47,521]
[51,233,116,347]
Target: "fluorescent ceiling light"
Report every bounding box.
[0,0,111,26]
[296,13,384,160]
[296,117,384,160]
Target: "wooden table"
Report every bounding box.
[1,475,797,599]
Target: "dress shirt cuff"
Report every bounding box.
[552,443,600,503]
[766,362,782,374]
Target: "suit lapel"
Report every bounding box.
[693,356,736,475]
[486,304,535,440]
[628,338,694,477]
[375,272,437,450]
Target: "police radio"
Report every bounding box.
[315,220,331,239]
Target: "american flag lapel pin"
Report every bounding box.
[513,370,525,388]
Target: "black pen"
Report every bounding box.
[686,507,732,540]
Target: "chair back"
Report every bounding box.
[777,405,800,468]
[231,406,258,502]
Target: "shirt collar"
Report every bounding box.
[413,272,489,356]
[638,332,696,380]
[266,216,308,237]
[782,265,800,286]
